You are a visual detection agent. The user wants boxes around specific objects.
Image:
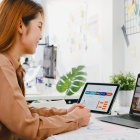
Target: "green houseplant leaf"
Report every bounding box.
[56,65,87,96]
[110,72,136,90]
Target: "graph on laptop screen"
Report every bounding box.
[80,84,118,112]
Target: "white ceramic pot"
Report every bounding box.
[118,90,134,107]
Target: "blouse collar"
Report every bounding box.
[3,52,21,71]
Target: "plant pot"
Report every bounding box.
[118,90,134,107]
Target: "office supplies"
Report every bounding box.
[78,83,120,114]
[97,73,140,129]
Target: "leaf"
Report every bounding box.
[74,76,86,82]
[72,81,85,87]
[76,65,85,71]
[77,72,87,76]
[66,89,74,96]
[56,65,87,96]
[67,72,72,80]
[70,86,81,92]
[56,85,66,93]
[110,72,136,90]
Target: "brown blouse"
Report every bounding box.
[0,53,83,140]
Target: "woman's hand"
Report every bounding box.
[71,107,91,127]
[67,104,85,113]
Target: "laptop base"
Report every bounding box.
[97,114,140,129]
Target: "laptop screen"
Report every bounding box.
[78,83,120,114]
[130,74,140,115]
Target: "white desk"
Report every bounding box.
[30,101,140,140]
[25,86,81,101]
[26,85,140,140]
[48,113,140,140]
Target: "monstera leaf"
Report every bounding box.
[56,65,87,96]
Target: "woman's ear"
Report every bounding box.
[18,19,24,34]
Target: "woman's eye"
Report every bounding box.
[38,26,41,29]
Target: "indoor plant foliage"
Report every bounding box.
[56,65,87,96]
[110,72,136,90]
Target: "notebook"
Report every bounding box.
[97,73,140,129]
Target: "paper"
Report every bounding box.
[48,114,138,140]
[134,2,139,15]
[50,128,140,140]
[129,45,136,58]
[127,0,135,16]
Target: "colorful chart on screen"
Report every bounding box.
[78,83,120,114]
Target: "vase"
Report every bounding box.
[118,90,134,107]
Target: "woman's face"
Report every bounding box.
[20,12,43,54]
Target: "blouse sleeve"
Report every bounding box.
[0,65,83,140]
[29,106,67,117]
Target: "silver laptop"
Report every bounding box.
[97,73,140,129]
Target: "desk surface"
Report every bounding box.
[30,101,140,140]
[25,86,81,101]
[26,86,140,140]
[48,113,140,140]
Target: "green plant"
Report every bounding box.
[110,72,136,90]
[56,65,87,96]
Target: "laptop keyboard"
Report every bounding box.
[116,114,140,121]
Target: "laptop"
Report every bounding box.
[97,73,140,129]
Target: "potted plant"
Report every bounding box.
[56,65,87,99]
[110,72,136,106]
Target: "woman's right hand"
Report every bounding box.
[71,107,91,127]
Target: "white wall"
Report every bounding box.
[100,0,113,82]
[123,36,140,76]
[112,0,140,77]
[34,0,140,82]
[45,0,113,82]
[112,0,125,74]
[124,33,140,75]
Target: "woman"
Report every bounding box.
[0,0,91,140]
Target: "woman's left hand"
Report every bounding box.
[67,104,85,113]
